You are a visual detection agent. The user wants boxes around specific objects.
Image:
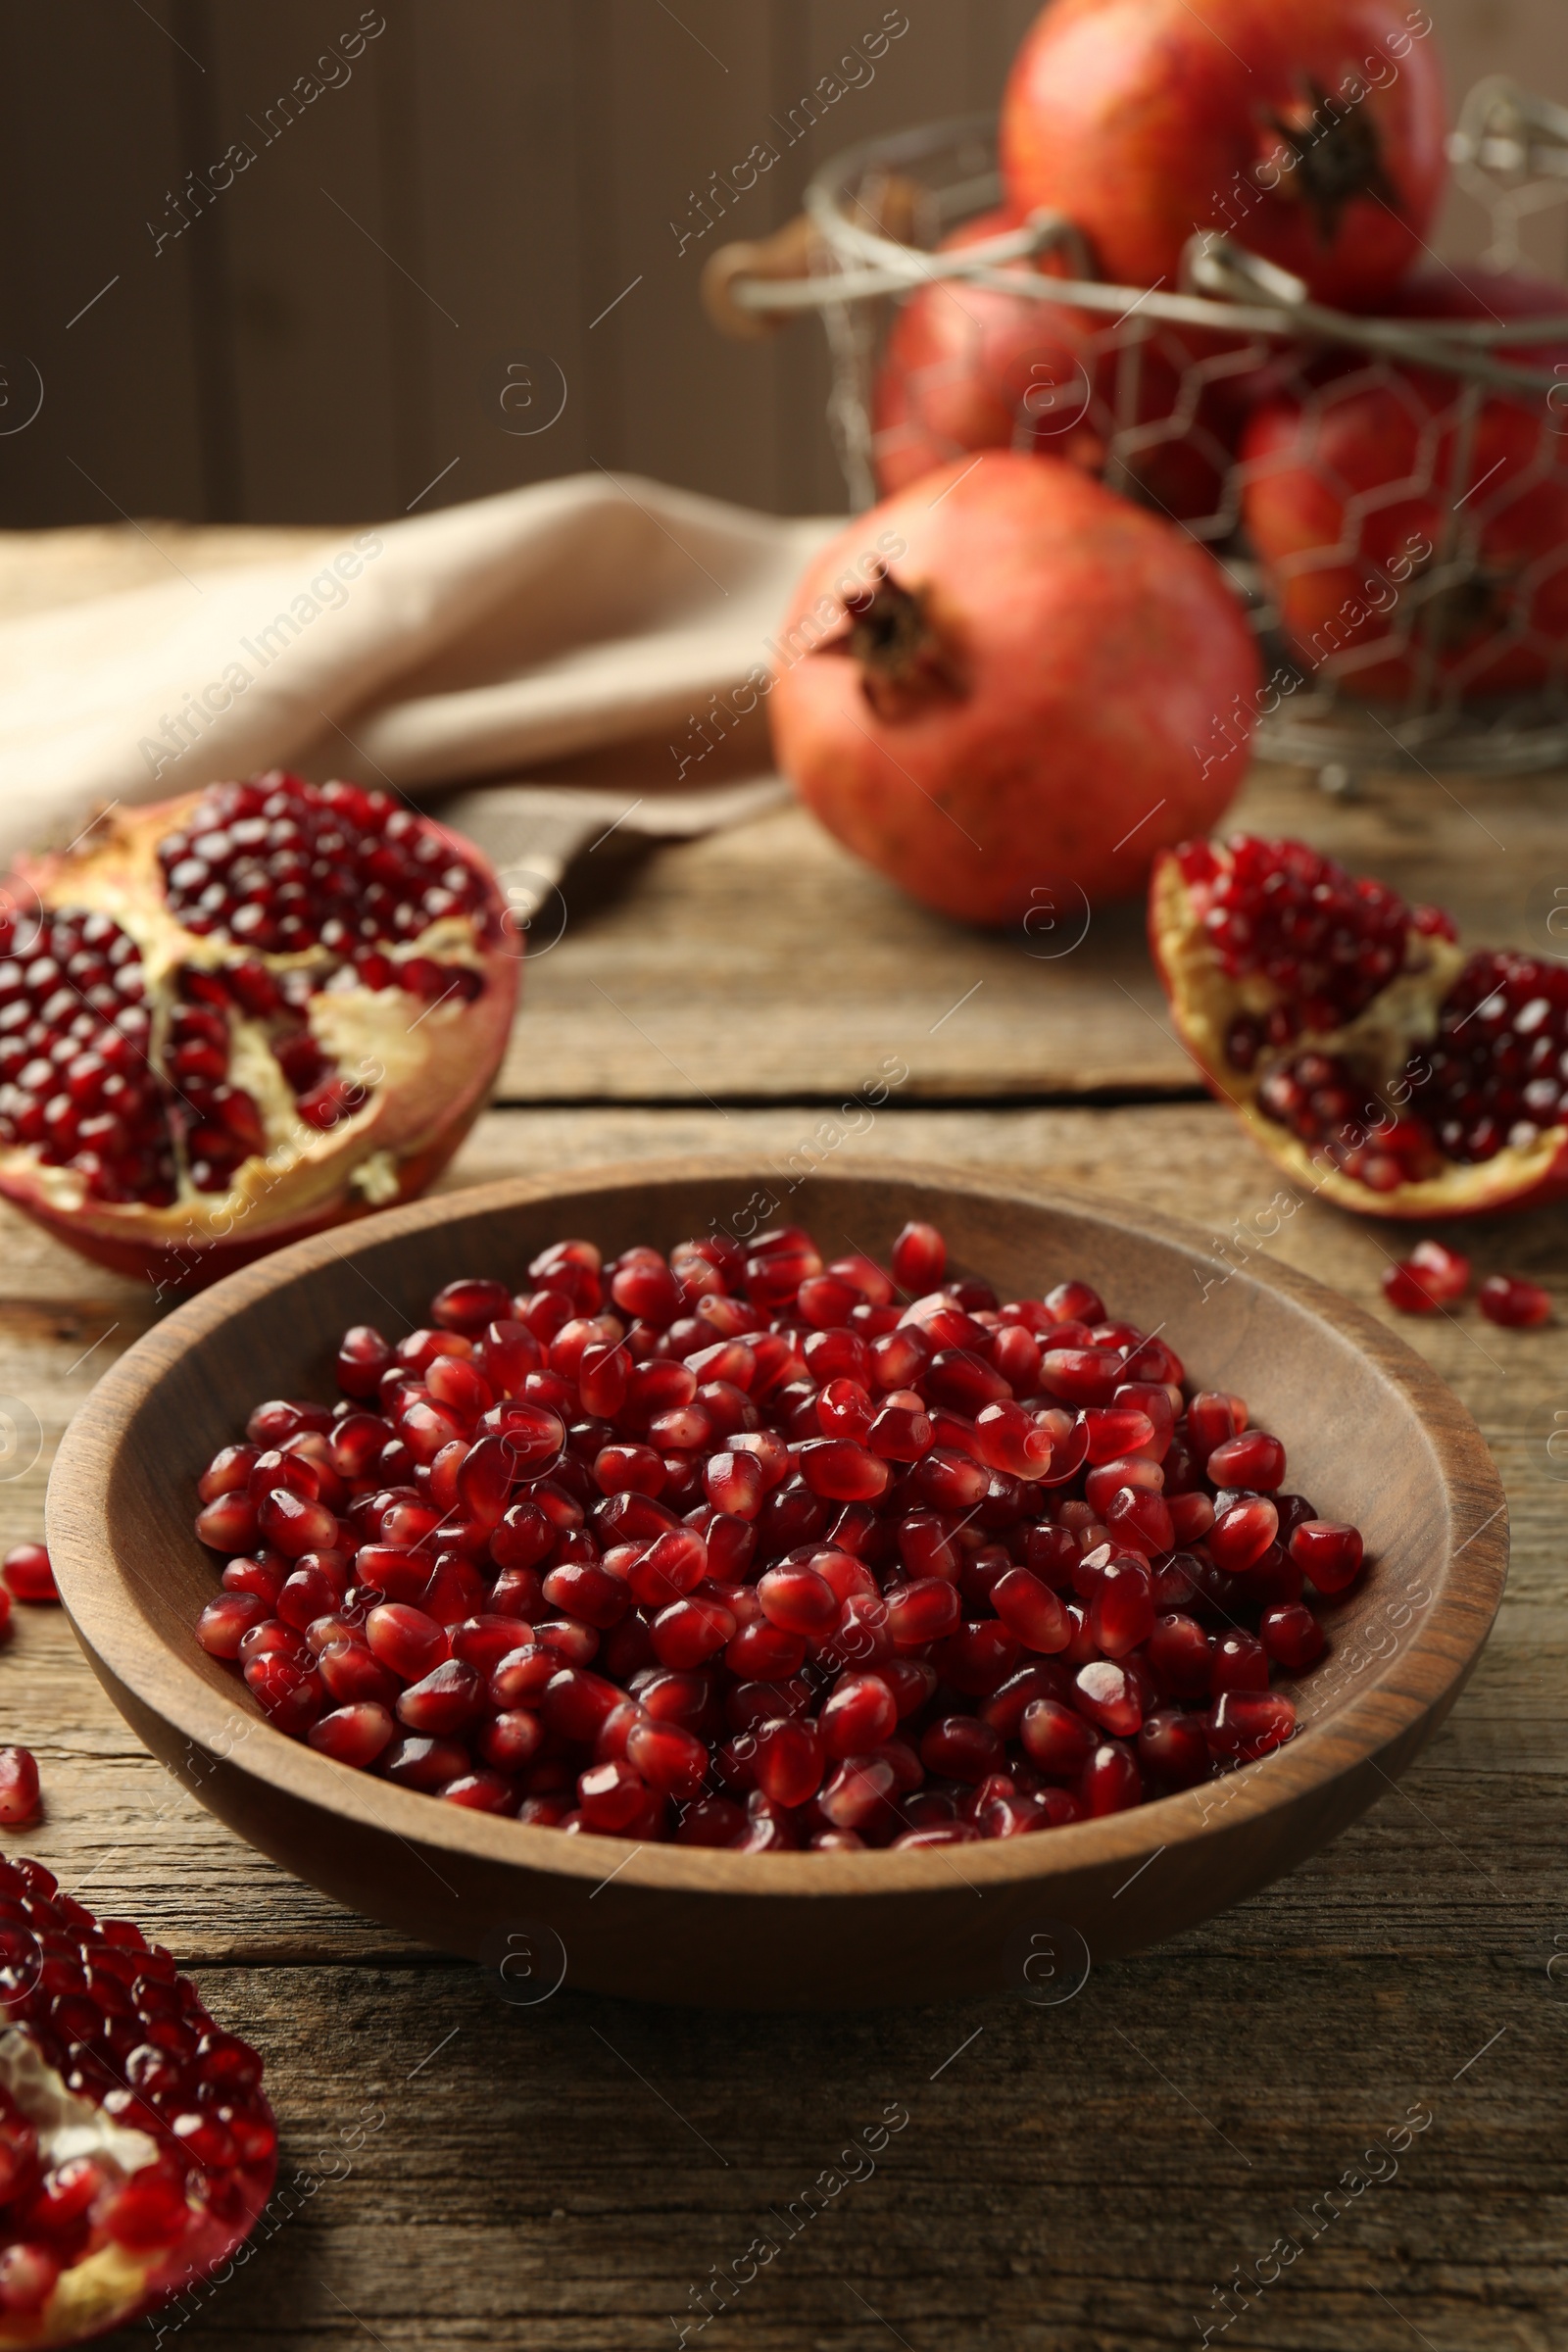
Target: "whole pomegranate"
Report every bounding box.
[0,1856,277,2344]
[0,773,517,1288]
[1001,0,1448,310]
[1241,266,1568,697]
[1151,831,1568,1217]
[871,211,1237,519]
[767,451,1260,926]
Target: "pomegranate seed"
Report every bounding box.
[0,1748,39,1823]
[819,1673,898,1758]
[1208,1495,1279,1573]
[625,1717,708,1798]
[309,1702,395,1767]
[1205,1690,1297,1761]
[753,1717,825,1806]
[1259,1603,1325,1670]
[396,1659,482,1735]
[1146,1611,1212,1698]
[990,1566,1070,1654]
[1071,1659,1144,1738]
[318,1641,398,1706]
[972,1399,1054,1479]
[626,1527,708,1607]
[365,1603,449,1681]
[1078,1406,1155,1463]
[796,1439,890,1502]
[1479,1274,1551,1328]
[1206,1431,1286,1491]
[440,1771,515,1813]
[891,1221,946,1292]
[242,1653,324,1734]
[1102,1484,1174,1558]
[1079,1739,1145,1816]
[1210,1631,1270,1696]
[908,1447,988,1512]
[1136,1707,1210,1788]
[1382,1262,1442,1315]
[197,1591,270,1657]
[1407,1239,1471,1303]
[919,1716,1004,1783]
[542,1668,621,1742]
[1088,1556,1153,1657]
[819,1754,896,1829]
[1039,1348,1124,1406]
[752,1563,834,1641]
[1287,1520,1364,1593]
[1020,1702,1091,1768]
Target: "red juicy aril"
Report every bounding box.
[0,1859,274,2343]
[1151,832,1568,1218]
[0,774,516,1287]
[190,1220,1366,1849]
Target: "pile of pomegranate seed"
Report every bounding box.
[0,774,496,1206]
[191,1220,1366,1849]
[0,1861,275,2329]
[1175,835,1568,1196]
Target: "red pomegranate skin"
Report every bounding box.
[767,451,1259,925]
[871,211,1233,518]
[1242,267,1568,698]
[1001,0,1448,310]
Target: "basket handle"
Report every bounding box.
[701,176,923,339]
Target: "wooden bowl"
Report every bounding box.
[48,1160,1507,2012]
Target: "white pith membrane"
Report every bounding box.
[0,2032,163,2347]
[1151,854,1568,1217]
[0,793,514,1254]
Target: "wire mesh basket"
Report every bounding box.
[709,79,1568,784]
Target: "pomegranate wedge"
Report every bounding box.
[0,1859,276,2345]
[1150,833,1568,1218]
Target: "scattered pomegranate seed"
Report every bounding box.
[1,1545,57,1604]
[1478,1274,1551,1329]
[189,1224,1367,1844]
[0,1748,38,1823]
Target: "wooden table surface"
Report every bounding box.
[5,527,1566,2352]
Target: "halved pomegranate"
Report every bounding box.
[0,774,517,1288]
[0,1857,275,2343]
[1151,832,1568,1217]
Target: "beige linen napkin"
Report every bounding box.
[0,471,842,877]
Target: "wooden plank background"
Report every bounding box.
[0,0,1563,532]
